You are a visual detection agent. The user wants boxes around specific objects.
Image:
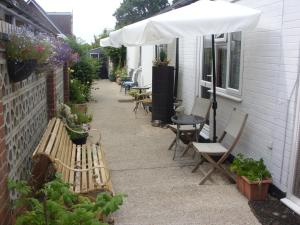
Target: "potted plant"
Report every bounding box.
[116,67,127,85]
[68,128,89,145]
[6,33,50,82]
[230,154,272,201]
[153,49,170,66]
[108,71,116,82]
[58,103,92,145]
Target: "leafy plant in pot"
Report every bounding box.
[230,154,272,201]
[153,49,170,66]
[6,32,50,82]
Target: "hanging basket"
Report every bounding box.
[7,59,37,82]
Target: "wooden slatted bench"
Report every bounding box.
[31,118,113,198]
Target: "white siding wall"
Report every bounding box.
[177,37,198,114]
[177,0,300,192]
[140,46,155,86]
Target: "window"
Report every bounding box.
[229,32,242,90]
[5,14,13,24]
[90,53,99,59]
[200,32,242,99]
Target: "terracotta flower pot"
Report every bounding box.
[116,77,121,85]
[236,176,272,201]
[236,175,245,194]
[73,103,87,114]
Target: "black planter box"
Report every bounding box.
[7,59,37,82]
[152,66,174,123]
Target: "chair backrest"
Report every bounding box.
[132,67,142,83]
[224,109,248,139]
[191,97,211,120]
[127,69,134,78]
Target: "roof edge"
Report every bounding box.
[27,0,64,35]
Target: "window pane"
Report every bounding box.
[201,86,211,99]
[229,32,241,90]
[216,44,227,89]
[202,36,212,82]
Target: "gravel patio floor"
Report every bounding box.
[88,80,260,225]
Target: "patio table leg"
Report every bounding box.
[173,124,180,160]
[168,137,176,150]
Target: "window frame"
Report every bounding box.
[199,32,244,99]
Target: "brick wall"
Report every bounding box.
[0,101,12,225]
[47,69,57,119]
[0,55,67,224]
[46,65,65,119]
[63,62,70,102]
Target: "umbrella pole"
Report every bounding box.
[211,34,217,143]
[174,38,179,98]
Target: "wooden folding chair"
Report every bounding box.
[168,97,211,150]
[192,109,248,185]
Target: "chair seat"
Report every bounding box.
[168,124,201,132]
[123,81,134,85]
[192,142,228,154]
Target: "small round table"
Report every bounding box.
[171,114,205,160]
[131,86,150,94]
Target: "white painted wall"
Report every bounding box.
[177,36,199,114]
[140,46,155,87]
[176,0,300,192]
[127,46,140,70]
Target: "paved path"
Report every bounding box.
[88,80,260,225]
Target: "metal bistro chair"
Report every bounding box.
[120,69,134,92]
[168,97,211,151]
[122,67,142,94]
[192,108,248,185]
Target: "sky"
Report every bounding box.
[36,0,123,43]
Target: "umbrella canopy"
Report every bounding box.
[102,0,261,47]
[100,37,121,48]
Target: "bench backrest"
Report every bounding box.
[32,118,112,195]
[32,118,74,188]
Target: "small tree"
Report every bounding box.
[113,0,170,28]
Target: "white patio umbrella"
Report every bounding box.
[101,0,261,142]
[100,37,121,48]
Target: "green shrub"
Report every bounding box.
[8,174,126,225]
[71,57,97,86]
[66,37,90,57]
[76,111,92,124]
[69,105,92,125]
[230,154,271,182]
[128,89,139,98]
[108,72,116,82]
[70,79,90,104]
